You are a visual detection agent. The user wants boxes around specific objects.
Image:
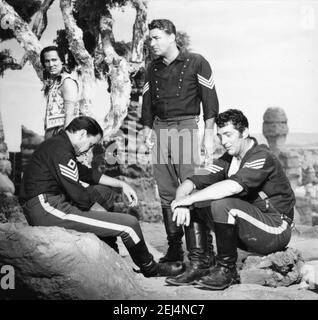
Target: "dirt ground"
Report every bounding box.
[117,221,318,300]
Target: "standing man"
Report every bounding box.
[20,116,184,278]
[40,46,80,140]
[141,19,219,273]
[167,109,295,289]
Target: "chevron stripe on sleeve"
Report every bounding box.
[197,74,215,90]
[142,82,149,96]
[203,163,224,174]
[243,158,266,169]
[59,163,79,182]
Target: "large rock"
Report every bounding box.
[239,247,304,287]
[300,260,318,293]
[0,223,145,300]
[262,107,289,156]
[0,194,28,225]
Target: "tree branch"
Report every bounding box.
[59,0,93,72]
[19,0,56,68]
[100,11,131,140]
[33,0,55,38]
[130,0,148,63]
[59,0,94,114]
[0,0,43,80]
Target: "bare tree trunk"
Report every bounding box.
[20,0,56,68]
[130,0,148,63]
[59,0,95,116]
[100,11,131,140]
[0,0,43,80]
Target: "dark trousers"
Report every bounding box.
[23,186,144,249]
[152,117,200,208]
[194,198,291,255]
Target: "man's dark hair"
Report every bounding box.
[40,46,65,67]
[216,109,249,134]
[65,116,103,137]
[148,19,176,35]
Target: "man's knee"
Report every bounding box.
[88,185,117,211]
[210,198,237,223]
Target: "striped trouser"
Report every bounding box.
[195,198,292,255]
[23,190,143,249]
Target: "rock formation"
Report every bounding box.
[262,107,289,156]
[0,223,146,300]
[0,106,15,196]
[239,247,304,287]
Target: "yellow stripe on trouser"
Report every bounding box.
[38,194,141,244]
[228,208,288,234]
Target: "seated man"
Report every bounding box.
[165,109,295,290]
[20,116,184,278]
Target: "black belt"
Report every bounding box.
[154,115,197,122]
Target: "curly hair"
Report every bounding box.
[215,109,249,134]
[148,19,176,35]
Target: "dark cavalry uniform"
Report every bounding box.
[141,49,219,265]
[142,49,219,207]
[188,138,296,255]
[20,131,145,251]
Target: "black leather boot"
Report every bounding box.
[140,260,186,278]
[195,223,240,290]
[127,237,185,278]
[165,221,215,286]
[159,207,184,263]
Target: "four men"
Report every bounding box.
[141,19,219,267]
[19,19,295,290]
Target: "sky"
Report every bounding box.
[0,0,318,151]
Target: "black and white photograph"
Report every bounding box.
[0,0,318,307]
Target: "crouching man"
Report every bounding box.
[165,109,295,290]
[20,116,184,278]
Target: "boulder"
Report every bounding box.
[0,223,145,300]
[0,194,28,225]
[239,247,304,287]
[300,260,318,293]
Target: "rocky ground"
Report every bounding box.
[117,222,318,300]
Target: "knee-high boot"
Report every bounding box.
[159,207,184,263]
[165,221,215,286]
[127,238,185,277]
[195,222,240,290]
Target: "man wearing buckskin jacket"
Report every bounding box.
[141,19,219,275]
[166,109,295,289]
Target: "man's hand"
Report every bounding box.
[172,207,191,227]
[143,126,154,150]
[122,182,138,207]
[171,197,193,212]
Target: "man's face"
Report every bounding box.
[43,50,63,76]
[149,28,175,57]
[73,131,102,156]
[217,123,246,157]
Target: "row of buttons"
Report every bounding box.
[153,58,190,98]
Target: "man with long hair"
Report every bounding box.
[40,46,80,139]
